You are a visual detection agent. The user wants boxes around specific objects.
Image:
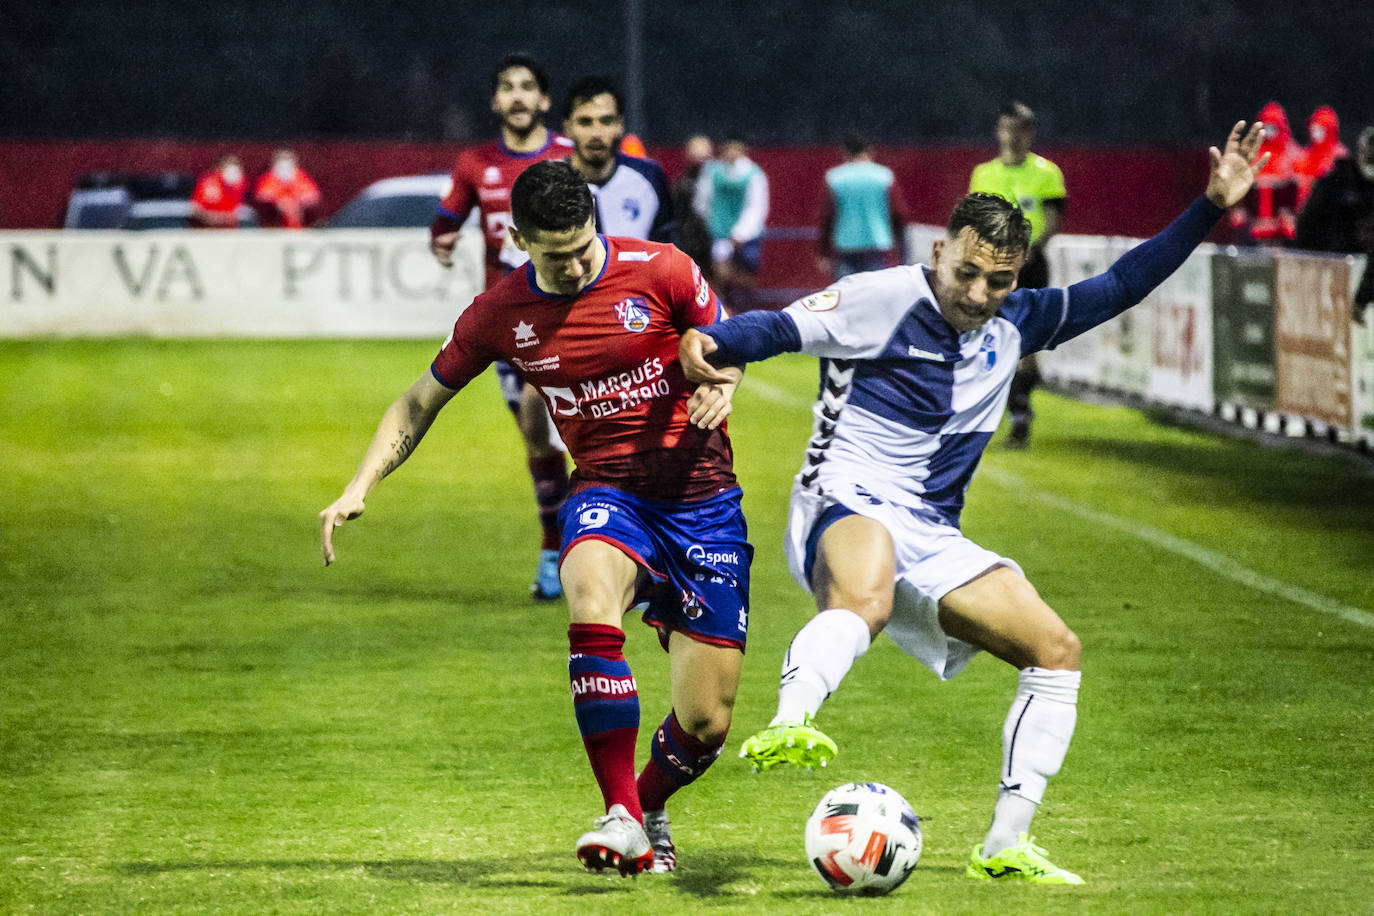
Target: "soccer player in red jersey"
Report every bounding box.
[323,161,750,877]
[430,54,577,602]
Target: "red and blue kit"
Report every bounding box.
[431,236,750,650]
[431,236,737,500]
[432,134,575,288]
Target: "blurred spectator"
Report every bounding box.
[253,149,322,228]
[1227,101,1301,244]
[619,133,647,157]
[818,135,911,281]
[671,134,714,272]
[1295,105,1348,209]
[1294,125,1374,321]
[189,154,247,228]
[695,136,769,311]
[968,102,1066,448]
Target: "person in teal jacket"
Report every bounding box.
[818,136,912,281]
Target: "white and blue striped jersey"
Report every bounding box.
[587,152,675,243]
[781,265,1067,525]
[705,196,1225,528]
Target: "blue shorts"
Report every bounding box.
[559,486,753,651]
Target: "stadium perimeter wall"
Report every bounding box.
[3,226,1368,449]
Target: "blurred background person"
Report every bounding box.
[1295,105,1348,210]
[671,134,714,273]
[968,102,1066,448]
[695,136,768,312]
[817,135,911,281]
[428,53,575,602]
[189,154,247,228]
[253,149,322,228]
[561,75,674,243]
[1226,101,1301,245]
[1294,125,1374,322]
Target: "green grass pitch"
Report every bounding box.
[2,339,1372,914]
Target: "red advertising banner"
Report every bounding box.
[1273,253,1352,429]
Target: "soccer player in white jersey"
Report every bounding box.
[679,122,1268,886]
[562,75,675,243]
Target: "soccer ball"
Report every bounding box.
[804,781,922,895]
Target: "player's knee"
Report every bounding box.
[1033,627,1081,671]
[676,703,733,746]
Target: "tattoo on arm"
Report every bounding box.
[381,432,415,477]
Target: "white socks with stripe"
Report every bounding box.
[983,666,1081,856]
[772,608,872,725]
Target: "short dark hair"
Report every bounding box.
[843,135,870,157]
[947,192,1032,256]
[511,161,595,235]
[998,101,1037,130]
[564,75,623,119]
[490,54,549,96]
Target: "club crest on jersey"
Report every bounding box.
[980,332,997,369]
[483,166,501,185]
[513,319,539,348]
[614,297,651,333]
[798,290,840,312]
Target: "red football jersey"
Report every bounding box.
[436,133,575,287]
[431,237,736,500]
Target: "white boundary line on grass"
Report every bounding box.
[741,380,1374,629]
[983,468,1374,629]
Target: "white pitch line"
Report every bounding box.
[739,375,1374,629]
[984,468,1374,629]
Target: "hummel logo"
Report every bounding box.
[617,251,659,262]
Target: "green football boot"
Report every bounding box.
[737,715,838,772]
[966,832,1084,885]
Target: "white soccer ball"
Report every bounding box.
[804,781,922,895]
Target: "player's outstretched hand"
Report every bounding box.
[430,230,460,268]
[1206,121,1269,209]
[687,377,738,430]
[679,328,735,385]
[319,491,366,566]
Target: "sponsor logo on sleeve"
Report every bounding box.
[693,263,711,308]
[797,290,840,312]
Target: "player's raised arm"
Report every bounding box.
[319,371,457,566]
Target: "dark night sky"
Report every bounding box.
[3,0,1372,146]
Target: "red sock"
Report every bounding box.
[637,710,725,812]
[530,454,569,551]
[568,623,642,820]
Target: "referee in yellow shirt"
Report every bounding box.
[969,102,1067,447]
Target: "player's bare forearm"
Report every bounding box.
[319,372,455,565]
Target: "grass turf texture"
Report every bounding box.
[2,339,1372,915]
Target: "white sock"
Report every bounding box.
[772,608,871,725]
[982,667,1081,856]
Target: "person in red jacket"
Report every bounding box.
[253,149,322,228]
[1295,106,1349,209]
[190,154,247,228]
[1226,101,1301,244]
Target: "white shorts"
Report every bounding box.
[783,480,1020,681]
